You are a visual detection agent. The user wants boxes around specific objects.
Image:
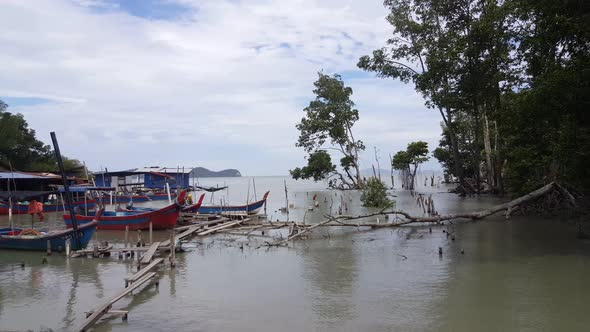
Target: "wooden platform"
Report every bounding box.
[140,242,160,265]
[77,271,157,332]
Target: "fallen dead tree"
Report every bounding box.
[267,182,576,246]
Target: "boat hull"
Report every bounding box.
[195,191,269,215]
[64,204,179,230]
[0,221,98,251]
[0,200,96,215]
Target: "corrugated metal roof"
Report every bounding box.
[94,167,193,175]
[135,167,193,174]
[0,171,55,180]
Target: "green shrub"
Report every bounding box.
[361,177,394,209]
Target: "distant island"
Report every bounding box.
[190,167,241,178]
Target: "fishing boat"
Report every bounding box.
[146,192,177,201]
[0,219,98,251]
[199,191,269,215]
[63,191,187,230]
[118,193,205,213]
[98,193,151,203]
[0,199,96,215]
[195,185,228,192]
[181,193,206,212]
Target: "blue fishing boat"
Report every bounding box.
[146,192,177,201]
[0,220,98,251]
[198,191,269,215]
[0,199,96,215]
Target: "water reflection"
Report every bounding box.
[301,238,358,329]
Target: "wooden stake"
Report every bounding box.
[169,231,176,268]
[149,221,153,244]
[124,225,129,248]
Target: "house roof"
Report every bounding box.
[94,166,193,176]
[0,171,59,180]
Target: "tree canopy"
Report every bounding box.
[360,0,590,195]
[392,141,429,190]
[291,73,365,189]
[0,99,84,173]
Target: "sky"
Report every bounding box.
[0,0,443,175]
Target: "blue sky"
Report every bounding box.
[0,0,442,175]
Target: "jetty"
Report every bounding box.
[71,213,276,331]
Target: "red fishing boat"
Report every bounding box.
[64,191,187,230]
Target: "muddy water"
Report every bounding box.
[1,176,589,331]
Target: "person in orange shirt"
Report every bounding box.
[28,199,45,226]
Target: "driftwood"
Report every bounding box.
[267,182,572,245]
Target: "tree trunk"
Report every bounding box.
[483,113,495,189]
[472,103,482,191]
[447,120,464,187]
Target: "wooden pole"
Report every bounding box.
[246,178,251,205]
[284,179,289,221]
[47,240,52,256]
[149,222,153,245]
[124,225,129,248]
[166,183,172,204]
[8,196,13,230]
[66,239,71,256]
[169,231,176,267]
[7,162,14,230]
[253,177,257,201]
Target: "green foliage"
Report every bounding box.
[392,141,429,171]
[392,141,429,190]
[0,100,52,170]
[360,0,590,195]
[406,141,429,164]
[361,177,394,209]
[292,73,365,188]
[0,99,85,174]
[290,150,335,182]
[391,151,410,171]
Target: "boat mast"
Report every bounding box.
[50,132,81,248]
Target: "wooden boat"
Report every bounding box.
[181,193,206,212]
[64,191,187,230]
[0,199,96,215]
[0,219,98,251]
[122,193,205,213]
[199,191,269,215]
[98,193,151,203]
[195,185,228,192]
[146,192,177,201]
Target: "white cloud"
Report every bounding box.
[0,0,442,175]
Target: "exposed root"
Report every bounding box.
[266,182,577,246]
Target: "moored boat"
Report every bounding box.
[198,191,269,215]
[0,199,96,215]
[98,193,151,204]
[64,191,187,230]
[147,192,177,201]
[181,193,206,213]
[0,219,98,251]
